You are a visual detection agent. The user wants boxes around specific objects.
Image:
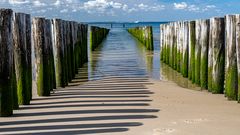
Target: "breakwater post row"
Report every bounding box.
[0,8,88,117]
[90,26,110,51]
[128,26,154,50]
[160,15,240,102]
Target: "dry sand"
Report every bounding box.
[124,79,240,135]
[0,77,240,135]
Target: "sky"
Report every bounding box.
[1,0,240,22]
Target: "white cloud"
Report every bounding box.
[33,0,46,7]
[173,2,217,13]
[53,0,61,6]
[9,0,29,5]
[60,9,68,13]
[174,2,188,9]
[137,3,165,12]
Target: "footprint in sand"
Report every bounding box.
[153,128,175,135]
[183,118,208,124]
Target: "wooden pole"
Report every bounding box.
[13,12,32,105]
[195,20,201,85]
[45,19,56,90]
[225,15,238,100]
[176,22,181,72]
[173,22,178,70]
[25,14,32,99]
[32,17,51,96]
[160,24,164,61]
[236,14,240,101]
[188,21,196,82]
[52,19,65,87]
[0,9,14,116]
[200,19,210,89]
[209,17,225,94]
[182,21,189,77]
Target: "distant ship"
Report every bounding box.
[134,21,139,23]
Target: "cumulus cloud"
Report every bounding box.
[9,0,29,5]
[83,0,127,12]
[174,2,217,12]
[33,0,46,7]
[53,0,61,6]
[174,2,188,9]
[137,3,165,11]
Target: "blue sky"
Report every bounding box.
[1,0,240,22]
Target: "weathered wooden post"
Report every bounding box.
[209,17,225,94]
[0,9,14,116]
[13,12,32,105]
[176,22,181,72]
[66,21,73,81]
[195,20,201,85]
[235,14,240,101]
[73,22,78,74]
[160,24,164,61]
[182,21,189,77]
[173,22,178,70]
[45,19,56,90]
[200,19,210,89]
[166,24,170,64]
[52,19,66,87]
[225,15,238,100]
[83,24,88,63]
[62,21,69,85]
[32,17,51,96]
[188,21,196,82]
[25,14,32,99]
[179,21,184,73]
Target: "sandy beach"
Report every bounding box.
[123,79,240,135]
[1,76,240,135]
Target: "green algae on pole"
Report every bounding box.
[209,17,225,94]
[45,19,56,90]
[52,19,66,88]
[182,22,189,77]
[0,9,14,116]
[225,15,238,100]
[90,26,110,51]
[195,20,201,85]
[200,19,210,89]
[13,12,32,105]
[188,21,196,82]
[160,25,164,61]
[128,26,154,50]
[32,17,51,96]
[25,14,32,99]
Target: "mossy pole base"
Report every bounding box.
[128,26,153,51]
[200,19,210,89]
[52,19,65,88]
[13,12,31,105]
[195,20,201,85]
[45,19,55,90]
[182,22,189,78]
[90,26,110,51]
[32,17,51,96]
[189,21,196,83]
[225,15,238,100]
[210,17,225,94]
[0,9,14,117]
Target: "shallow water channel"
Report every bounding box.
[81,27,201,90]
